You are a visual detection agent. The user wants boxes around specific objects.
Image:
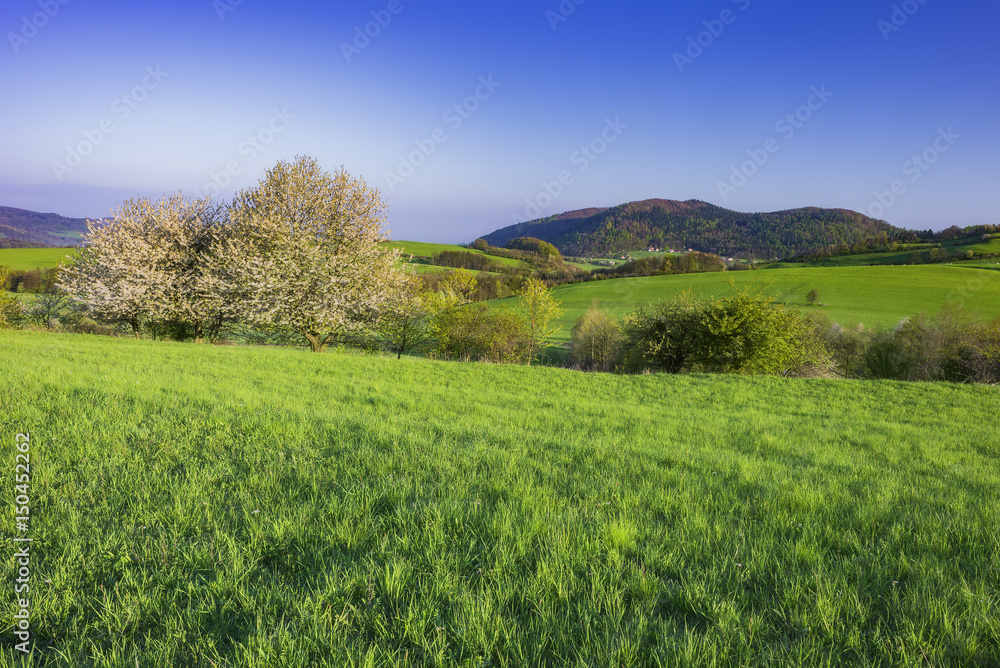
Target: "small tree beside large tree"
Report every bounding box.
[58,194,227,341]
[59,198,174,338]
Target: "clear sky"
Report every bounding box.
[2,0,997,241]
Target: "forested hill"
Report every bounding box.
[0,206,91,247]
[482,199,907,259]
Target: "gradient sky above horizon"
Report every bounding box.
[2,0,997,242]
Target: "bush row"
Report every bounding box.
[569,290,1000,384]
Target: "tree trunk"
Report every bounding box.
[206,314,224,343]
[303,332,325,353]
[130,317,141,339]
[303,331,336,353]
[396,331,408,359]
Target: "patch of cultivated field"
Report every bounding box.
[0,248,77,271]
[538,265,1000,341]
[768,236,1000,269]
[1,331,998,666]
[387,240,525,269]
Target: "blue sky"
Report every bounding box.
[2,0,997,241]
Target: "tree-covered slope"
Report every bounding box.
[0,206,91,246]
[483,199,906,259]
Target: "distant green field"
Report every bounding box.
[387,240,472,256]
[953,259,1000,269]
[625,250,683,259]
[566,258,626,271]
[566,261,609,271]
[769,251,924,268]
[408,263,504,277]
[0,247,77,271]
[944,234,1000,255]
[2,331,998,666]
[388,240,524,269]
[771,236,1000,269]
[521,265,1000,342]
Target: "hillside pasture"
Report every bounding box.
[0,247,77,271]
[535,265,1000,342]
[771,235,1000,269]
[1,331,998,666]
[388,240,526,269]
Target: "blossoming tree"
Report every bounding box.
[215,156,402,352]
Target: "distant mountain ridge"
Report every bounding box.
[482,199,905,259]
[0,207,91,247]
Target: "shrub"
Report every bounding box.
[862,331,914,380]
[620,291,705,374]
[0,268,25,329]
[0,297,25,329]
[834,306,1000,384]
[433,304,530,364]
[820,321,870,378]
[4,267,59,294]
[900,306,1000,384]
[25,291,70,329]
[570,301,622,371]
[621,285,831,376]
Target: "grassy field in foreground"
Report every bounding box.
[1,331,998,666]
[529,265,1000,342]
[0,248,77,271]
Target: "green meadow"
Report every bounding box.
[388,241,525,271]
[536,265,1000,342]
[768,236,1000,269]
[1,331,998,666]
[387,240,473,257]
[0,248,77,271]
